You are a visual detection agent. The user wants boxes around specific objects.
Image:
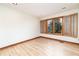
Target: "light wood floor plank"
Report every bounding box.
[0,38,79,56]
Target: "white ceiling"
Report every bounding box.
[2,3,79,19]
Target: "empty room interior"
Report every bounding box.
[0,3,79,56]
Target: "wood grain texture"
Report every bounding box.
[0,37,79,56]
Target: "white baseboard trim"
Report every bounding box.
[40,34,79,44]
[0,35,39,48]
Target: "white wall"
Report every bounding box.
[0,5,40,48]
[40,9,79,43]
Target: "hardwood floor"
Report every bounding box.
[0,37,79,56]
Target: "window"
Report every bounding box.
[63,14,78,37]
[63,16,71,36]
[53,17,63,35]
[40,13,78,38]
[47,19,53,33]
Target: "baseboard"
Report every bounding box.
[40,36,64,43]
[40,36,79,45]
[0,36,40,49]
[0,36,79,49]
